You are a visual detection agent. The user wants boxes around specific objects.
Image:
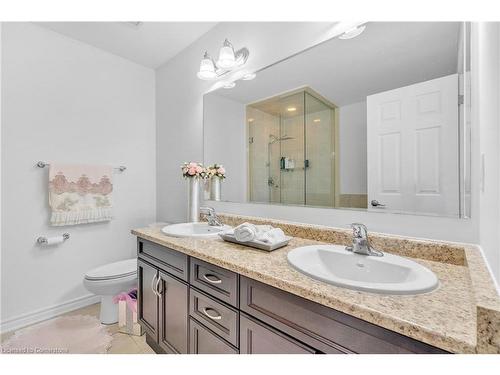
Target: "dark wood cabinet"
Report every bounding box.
[189,318,238,354]
[158,271,189,354]
[137,258,159,341]
[137,239,448,354]
[240,314,316,354]
[137,241,189,354]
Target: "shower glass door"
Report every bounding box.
[305,92,335,207]
[278,92,305,205]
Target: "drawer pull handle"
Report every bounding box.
[202,273,222,284]
[202,307,222,320]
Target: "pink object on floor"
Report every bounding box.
[113,288,138,313]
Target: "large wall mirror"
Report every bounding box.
[204,22,471,218]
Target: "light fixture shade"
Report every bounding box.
[217,39,236,69]
[197,52,217,80]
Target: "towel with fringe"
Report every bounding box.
[49,163,113,226]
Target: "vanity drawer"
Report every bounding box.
[189,288,239,347]
[189,318,238,354]
[190,257,239,307]
[240,276,447,354]
[137,239,188,281]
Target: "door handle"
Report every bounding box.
[155,276,162,299]
[202,307,222,320]
[151,274,159,298]
[370,200,386,207]
[202,273,222,284]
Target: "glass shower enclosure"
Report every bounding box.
[247,88,337,207]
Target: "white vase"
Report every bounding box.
[210,177,221,201]
[187,178,200,222]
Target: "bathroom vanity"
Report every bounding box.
[133,214,500,354]
[136,238,444,354]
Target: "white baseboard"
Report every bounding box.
[0,294,100,334]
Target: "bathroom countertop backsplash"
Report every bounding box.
[132,213,500,354]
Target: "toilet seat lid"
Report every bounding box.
[85,258,137,281]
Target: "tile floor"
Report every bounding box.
[1,303,155,354]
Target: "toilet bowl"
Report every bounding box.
[83,258,137,324]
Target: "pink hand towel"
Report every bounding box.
[48,163,113,226]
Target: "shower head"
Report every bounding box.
[269,134,295,144]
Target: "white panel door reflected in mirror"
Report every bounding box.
[203,22,471,218]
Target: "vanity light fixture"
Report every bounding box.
[287,107,297,112]
[217,39,237,68]
[197,39,249,81]
[197,52,217,80]
[339,25,366,40]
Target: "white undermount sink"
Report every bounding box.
[287,245,439,295]
[161,222,231,239]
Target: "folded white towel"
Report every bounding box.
[233,222,286,244]
[233,223,257,242]
[257,228,286,244]
[233,222,275,242]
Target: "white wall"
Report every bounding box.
[156,22,478,246]
[203,93,246,202]
[475,23,500,281]
[1,23,156,329]
[339,101,367,194]
[156,22,342,224]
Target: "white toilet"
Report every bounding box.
[83,258,137,324]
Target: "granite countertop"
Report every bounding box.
[132,214,500,354]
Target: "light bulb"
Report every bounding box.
[217,39,236,69]
[197,51,217,80]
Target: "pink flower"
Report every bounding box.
[188,162,198,168]
[188,167,196,175]
[195,166,203,173]
[217,167,225,174]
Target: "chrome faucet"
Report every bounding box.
[346,223,383,257]
[200,206,223,227]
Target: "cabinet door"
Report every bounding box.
[240,315,316,354]
[138,259,159,341]
[189,319,238,354]
[158,271,189,354]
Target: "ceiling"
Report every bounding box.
[36,22,217,68]
[212,22,462,107]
